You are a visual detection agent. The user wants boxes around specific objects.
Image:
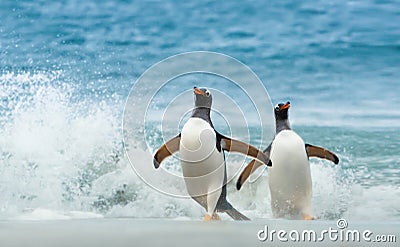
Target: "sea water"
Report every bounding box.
[0,0,399,221]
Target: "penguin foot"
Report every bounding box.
[203,213,220,221]
[203,213,212,221]
[211,213,221,221]
[302,214,316,220]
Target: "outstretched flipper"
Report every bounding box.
[217,133,271,166]
[153,134,181,168]
[305,144,339,164]
[236,145,272,190]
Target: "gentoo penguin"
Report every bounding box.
[153,87,271,221]
[236,101,339,220]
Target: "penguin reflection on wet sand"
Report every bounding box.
[236,101,339,220]
[153,87,271,221]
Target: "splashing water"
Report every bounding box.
[0,70,399,221]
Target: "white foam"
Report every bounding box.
[343,185,400,221]
[0,71,124,219]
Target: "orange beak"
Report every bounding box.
[193,87,205,96]
[281,102,290,110]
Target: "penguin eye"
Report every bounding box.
[205,90,210,97]
[275,106,280,111]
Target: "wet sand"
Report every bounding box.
[0,219,398,247]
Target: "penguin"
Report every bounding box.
[153,87,271,221]
[236,101,339,220]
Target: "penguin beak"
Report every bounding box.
[281,102,290,110]
[193,87,205,96]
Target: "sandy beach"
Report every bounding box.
[1,219,398,247]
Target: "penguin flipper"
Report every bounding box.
[217,133,271,166]
[153,134,181,168]
[305,144,339,165]
[236,145,272,190]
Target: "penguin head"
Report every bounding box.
[274,101,290,120]
[193,86,212,109]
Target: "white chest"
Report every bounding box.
[179,118,225,194]
[270,130,307,164]
[269,130,311,191]
[268,130,313,218]
[180,118,215,151]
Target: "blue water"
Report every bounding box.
[0,0,399,221]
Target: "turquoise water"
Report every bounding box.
[0,0,399,220]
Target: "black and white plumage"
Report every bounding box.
[237,101,339,220]
[153,87,271,221]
